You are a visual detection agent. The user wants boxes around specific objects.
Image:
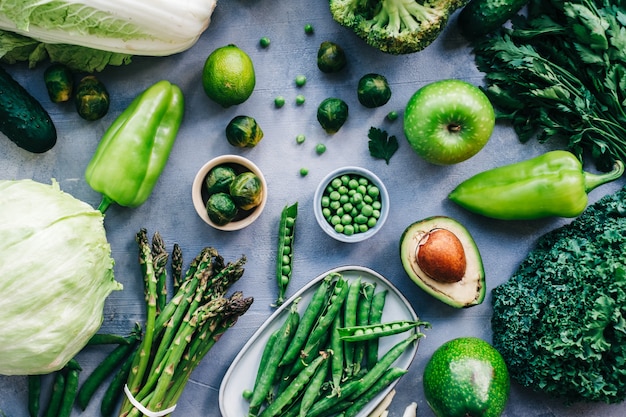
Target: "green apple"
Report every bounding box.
[403,79,495,165]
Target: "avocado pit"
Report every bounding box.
[417,228,466,283]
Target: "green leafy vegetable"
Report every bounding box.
[473,0,626,171]
[368,127,398,164]
[491,185,626,403]
[0,179,121,376]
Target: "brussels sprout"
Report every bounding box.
[225,115,264,148]
[205,165,237,195]
[317,97,349,134]
[230,171,263,210]
[206,192,238,225]
[357,73,392,108]
[317,41,347,73]
[43,63,73,103]
[75,75,110,121]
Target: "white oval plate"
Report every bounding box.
[219,265,420,417]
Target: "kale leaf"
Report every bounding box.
[492,185,626,403]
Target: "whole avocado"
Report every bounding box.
[423,337,510,417]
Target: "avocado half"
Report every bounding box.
[400,216,485,308]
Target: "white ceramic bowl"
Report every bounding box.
[192,155,267,231]
[314,166,389,243]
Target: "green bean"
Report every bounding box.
[77,338,138,410]
[249,302,300,416]
[259,353,328,417]
[367,290,388,367]
[279,274,334,367]
[338,320,430,342]
[329,313,344,395]
[343,367,407,417]
[343,277,361,377]
[353,282,376,373]
[250,328,279,398]
[306,334,421,417]
[27,375,41,417]
[298,356,328,417]
[101,349,137,417]
[58,366,80,417]
[43,371,66,417]
[275,202,298,306]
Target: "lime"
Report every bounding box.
[202,44,256,107]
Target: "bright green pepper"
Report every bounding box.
[85,80,184,213]
[448,150,624,220]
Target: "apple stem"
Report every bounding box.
[448,123,462,133]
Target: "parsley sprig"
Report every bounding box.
[474,0,626,170]
[367,126,398,164]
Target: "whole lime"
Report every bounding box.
[202,44,256,107]
[423,337,510,417]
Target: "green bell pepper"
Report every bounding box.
[85,80,184,213]
[448,150,624,220]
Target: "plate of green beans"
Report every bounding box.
[219,265,426,417]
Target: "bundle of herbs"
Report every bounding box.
[116,229,253,417]
[473,0,626,171]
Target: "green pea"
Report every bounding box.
[321,196,330,207]
[331,215,341,225]
[338,185,349,195]
[322,207,331,218]
[329,190,340,201]
[300,168,309,177]
[304,23,314,34]
[316,143,326,154]
[274,96,285,108]
[372,201,382,210]
[336,207,344,217]
[368,186,380,198]
[331,178,342,188]
[373,209,381,218]
[341,214,352,225]
[367,217,377,228]
[339,194,349,204]
[283,246,291,256]
[282,265,291,275]
[296,94,306,105]
[344,224,355,235]
[334,224,344,233]
[341,175,351,185]
[364,195,374,204]
[348,179,359,189]
[386,110,399,121]
[286,217,296,227]
[355,214,368,224]
[259,37,271,48]
[282,255,291,265]
[295,75,307,87]
[329,200,341,210]
[351,193,363,205]
[343,202,354,212]
[296,134,306,144]
[357,185,367,195]
[361,204,374,217]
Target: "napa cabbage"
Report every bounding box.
[0,179,121,375]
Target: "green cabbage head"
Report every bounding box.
[0,179,121,375]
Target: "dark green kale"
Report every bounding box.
[473,0,626,171]
[492,185,626,403]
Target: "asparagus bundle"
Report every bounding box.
[118,228,253,417]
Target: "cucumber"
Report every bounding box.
[0,66,57,153]
[457,0,529,40]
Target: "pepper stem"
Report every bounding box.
[584,160,625,192]
[97,195,113,213]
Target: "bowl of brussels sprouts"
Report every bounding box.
[314,166,389,243]
[192,155,267,231]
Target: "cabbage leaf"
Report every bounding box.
[0,179,121,375]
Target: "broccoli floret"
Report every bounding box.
[491,185,626,403]
[329,0,468,54]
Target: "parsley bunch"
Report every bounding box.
[474,0,626,171]
[492,186,626,403]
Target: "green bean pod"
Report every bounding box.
[100,349,137,417]
[342,277,361,377]
[27,375,41,417]
[298,357,329,417]
[366,290,388,367]
[329,314,345,394]
[279,274,334,367]
[58,366,80,417]
[249,301,300,416]
[259,353,328,417]
[43,371,66,417]
[275,202,298,306]
[338,320,430,342]
[77,339,138,410]
[343,367,407,417]
[353,282,376,373]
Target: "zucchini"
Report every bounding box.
[457,0,529,40]
[0,66,57,153]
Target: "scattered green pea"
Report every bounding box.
[315,143,326,155]
[300,168,309,177]
[386,110,399,121]
[296,134,306,144]
[304,23,314,34]
[259,37,271,48]
[295,75,307,87]
[274,96,285,108]
[295,94,306,105]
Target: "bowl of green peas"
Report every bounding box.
[314,166,389,243]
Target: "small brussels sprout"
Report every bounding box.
[317,97,349,134]
[225,115,264,148]
[43,64,73,103]
[206,192,238,225]
[205,165,237,195]
[230,171,263,210]
[75,75,110,121]
[317,41,347,73]
[357,73,392,108]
